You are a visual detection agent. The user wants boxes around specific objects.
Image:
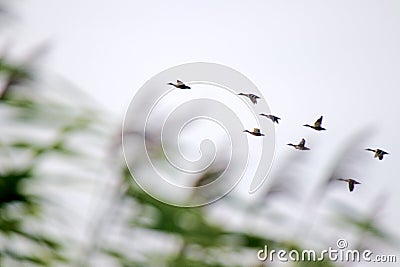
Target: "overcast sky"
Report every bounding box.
[5,0,400,250]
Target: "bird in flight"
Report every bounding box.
[168,80,191,89]
[365,148,389,160]
[238,93,260,104]
[243,128,265,136]
[287,138,310,150]
[338,178,361,192]
[259,114,281,124]
[304,116,326,131]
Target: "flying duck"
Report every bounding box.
[304,116,326,131]
[238,93,260,104]
[287,138,310,150]
[338,178,361,192]
[243,128,265,136]
[168,80,191,89]
[259,114,281,124]
[365,148,389,160]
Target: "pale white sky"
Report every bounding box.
[4,0,400,260]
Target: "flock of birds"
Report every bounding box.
[168,80,390,192]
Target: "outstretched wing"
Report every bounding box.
[299,138,306,147]
[377,149,388,155]
[272,115,281,123]
[253,128,261,134]
[176,80,184,86]
[249,94,259,104]
[349,180,355,192]
[273,115,281,120]
[249,93,260,98]
[314,116,323,127]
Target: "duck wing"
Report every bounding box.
[299,138,306,147]
[349,180,355,192]
[249,94,259,104]
[314,116,323,127]
[273,116,281,123]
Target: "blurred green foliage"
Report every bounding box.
[0,59,94,266]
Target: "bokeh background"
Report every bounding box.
[1,1,399,266]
